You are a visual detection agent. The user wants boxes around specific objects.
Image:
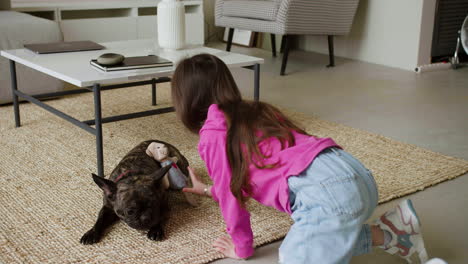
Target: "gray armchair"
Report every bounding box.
[215,0,360,75]
[0,0,64,104]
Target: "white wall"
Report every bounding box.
[206,0,436,71]
[417,0,437,67]
[294,0,435,71]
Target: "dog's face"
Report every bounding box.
[92,165,171,230]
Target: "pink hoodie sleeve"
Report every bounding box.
[198,141,254,259]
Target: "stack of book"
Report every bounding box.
[90,55,173,72]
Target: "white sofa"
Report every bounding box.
[0,0,64,104]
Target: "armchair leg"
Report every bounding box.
[280,35,285,53]
[226,28,234,52]
[271,34,277,57]
[280,35,291,76]
[327,35,335,67]
[252,32,259,47]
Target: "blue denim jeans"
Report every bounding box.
[279,148,379,264]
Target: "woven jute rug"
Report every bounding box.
[1,84,467,264]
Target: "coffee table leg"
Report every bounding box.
[93,83,104,177]
[9,60,21,127]
[254,63,260,101]
[151,78,157,106]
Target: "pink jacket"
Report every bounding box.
[198,104,339,258]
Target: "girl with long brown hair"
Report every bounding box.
[172,54,427,263]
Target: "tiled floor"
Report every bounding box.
[207,42,468,264]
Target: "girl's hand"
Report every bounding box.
[182,167,211,197]
[213,235,243,260]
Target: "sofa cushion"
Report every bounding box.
[0,11,62,50]
[0,0,10,10]
[0,11,63,104]
[222,0,279,21]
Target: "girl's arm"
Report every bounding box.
[183,166,250,260]
[198,141,254,259]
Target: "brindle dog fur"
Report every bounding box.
[80,140,189,245]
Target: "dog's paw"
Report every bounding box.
[80,229,101,245]
[147,226,165,241]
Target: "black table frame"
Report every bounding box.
[8,60,260,177]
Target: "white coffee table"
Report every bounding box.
[0,39,264,176]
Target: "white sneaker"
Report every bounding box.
[374,199,429,263]
[425,258,447,264]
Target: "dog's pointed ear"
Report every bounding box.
[92,173,116,197]
[151,165,172,182]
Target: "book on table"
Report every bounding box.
[90,55,173,72]
[25,40,105,54]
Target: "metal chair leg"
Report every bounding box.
[271,34,277,57]
[251,32,259,47]
[151,78,157,106]
[327,35,335,67]
[93,83,104,177]
[226,28,234,52]
[280,35,291,76]
[9,60,21,127]
[280,35,285,53]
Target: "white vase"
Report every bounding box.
[157,0,186,50]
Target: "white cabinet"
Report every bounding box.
[137,15,158,40]
[61,18,139,42]
[185,7,204,45]
[12,0,205,45]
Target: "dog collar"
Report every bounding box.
[114,170,134,183]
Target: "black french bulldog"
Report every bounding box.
[80,139,189,245]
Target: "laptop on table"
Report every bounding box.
[24,40,105,54]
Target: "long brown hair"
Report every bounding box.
[172,54,308,207]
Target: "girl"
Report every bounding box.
[171,54,428,264]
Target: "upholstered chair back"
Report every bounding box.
[0,0,11,10]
